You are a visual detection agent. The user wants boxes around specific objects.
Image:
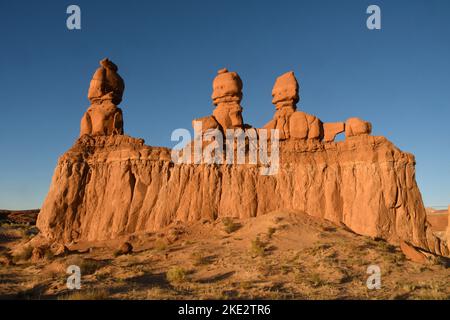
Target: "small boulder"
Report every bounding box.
[116,242,133,255]
[400,241,427,263]
[345,117,372,138]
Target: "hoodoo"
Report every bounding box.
[80,58,125,137]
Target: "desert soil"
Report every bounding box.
[0,211,448,300]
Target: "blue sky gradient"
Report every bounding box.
[0,0,449,209]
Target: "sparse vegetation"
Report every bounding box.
[166,266,187,283]
[257,263,274,276]
[250,237,266,257]
[280,264,292,275]
[377,240,397,253]
[60,289,110,300]
[0,227,28,242]
[267,227,276,239]
[191,252,214,266]
[1,211,449,300]
[222,217,241,234]
[428,255,450,267]
[66,256,103,275]
[146,287,172,300]
[308,273,326,288]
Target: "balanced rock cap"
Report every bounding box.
[211,68,243,104]
[272,71,299,106]
[88,58,125,105]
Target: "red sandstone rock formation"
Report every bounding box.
[400,241,428,263]
[36,134,449,257]
[193,68,246,134]
[345,117,372,138]
[263,72,348,142]
[80,58,124,137]
[88,58,124,105]
[36,62,449,259]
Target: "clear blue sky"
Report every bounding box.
[0,0,449,209]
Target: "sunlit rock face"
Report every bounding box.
[80,58,125,137]
[36,62,448,259]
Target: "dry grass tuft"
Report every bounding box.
[222,218,241,234]
[267,227,276,239]
[166,266,187,283]
[191,252,214,266]
[59,289,110,300]
[250,237,266,257]
[65,256,103,275]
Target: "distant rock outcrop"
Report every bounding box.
[36,60,449,258]
[448,205,450,244]
[0,209,39,224]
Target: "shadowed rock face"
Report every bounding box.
[36,134,448,257]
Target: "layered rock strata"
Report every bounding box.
[36,134,448,257]
[36,60,448,258]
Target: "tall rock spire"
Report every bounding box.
[80,58,124,137]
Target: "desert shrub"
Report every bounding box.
[191,252,213,266]
[280,264,292,275]
[377,240,397,253]
[250,237,266,257]
[81,259,102,275]
[66,256,102,275]
[267,227,276,239]
[308,273,326,288]
[166,266,187,283]
[222,218,241,234]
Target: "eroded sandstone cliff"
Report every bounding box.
[36,134,448,257]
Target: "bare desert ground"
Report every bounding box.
[0,210,448,300]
